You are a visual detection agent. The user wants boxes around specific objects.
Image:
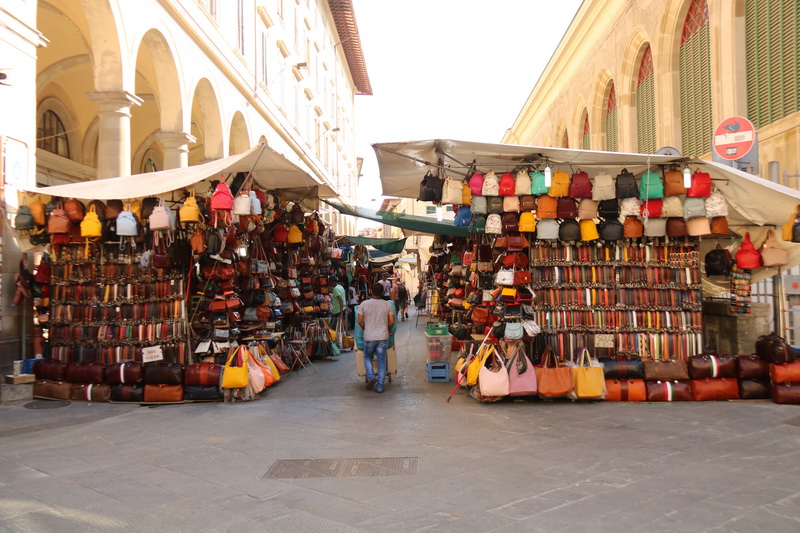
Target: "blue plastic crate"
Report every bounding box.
[427,362,450,383]
[21,358,44,375]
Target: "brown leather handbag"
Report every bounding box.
[65,361,106,384]
[47,203,71,234]
[184,362,223,386]
[756,333,795,364]
[64,198,86,222]
[143,362,185,385]
[738,378,771,399]
[690,378,739,401]
[105,362,144,384]
[70,383,111,402]
[623,217,643,238]
[34,379,71,400]
[519,195,536,211]
[144,384,184,403]
[33,359,67,381]
[643,359,689,381]
[663,170,687,196]
[110,384,145,402]
[688,353,737,379]
[736,355,770,379]
[772,383,800,404]
[645,380,693,401]
[710,216,729,235]
[770,361,800,384]
[535,347,573,399]
[666,217,688,237]
[604,378,646,401]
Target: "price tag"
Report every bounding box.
[142,346,164,363]
[595,334,614,349]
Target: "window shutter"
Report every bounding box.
[582,113,590,150]
[636,46,656,154]
[679,0,711,156]
[605,84,618,152]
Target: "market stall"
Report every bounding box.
[370,139,800,403]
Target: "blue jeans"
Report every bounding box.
[363,340,388,389]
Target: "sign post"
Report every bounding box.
[711,116,759,173]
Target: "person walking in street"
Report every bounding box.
[395,279,409,321]
[358,282,395,393]
[330,276,346,349]
[379,272,392,301]
[347,284,358,331]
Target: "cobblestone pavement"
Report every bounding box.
[1,313,800,532]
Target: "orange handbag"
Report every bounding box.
[534,347,573,398]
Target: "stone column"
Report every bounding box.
[156,131,196,169]
[87,91,142,178]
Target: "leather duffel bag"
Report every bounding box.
[690,378,740,401]
[144,384,184,403]
[65,361,106,384]
[69,383,111,402]
[183,385,223,401]
[105,362,144,384]
[600,356,644,380]
[643,359,689,381]
[185,362,222,387]
[769,361,800,384]
[34,379,71,400]
[756,333,796,364]
[688,353,736,379]
[736,355,770,379]
[772,383,800,404]
[738,378,771,400]
[33,359,67,381]
[143,362,185,385]
[604,379,646,402]
[645,380,693,401]
[110,384,145,402]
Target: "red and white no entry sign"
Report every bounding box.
[712,116,755,160]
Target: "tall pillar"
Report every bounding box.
[87,91,142,178]
[156,131,196,169]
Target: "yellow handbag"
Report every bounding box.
[571,348,605,400]
[580,219,600,241]
[221,346,250,388]
[519,211,536,232]
[288,224,303,243]
[80,204,103,238]
[327,325,338,342]
[461,182,472,206]
[253,344,281,383]
[467,345,493,386]
[179,190,202,223]
[782,206,799,241]
[548,171,571,197]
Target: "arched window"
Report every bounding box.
[746,1,800,128]
[605,83,618,152]
[636,45,656,153]
[582,112,590,150]
[37,110,70,158]
[679,0,711,156]
[142,158,157,173]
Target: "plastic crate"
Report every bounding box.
[427,362,450,382]
[21,358,44,375]
[426,321,449,336]
[426,333,452,363]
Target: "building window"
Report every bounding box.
[582,112,590,150]
[426,206,436,215]
[37,110,70,159]
[236,0,245,54]
[679,0,711,156]
[636,45,656,153]
[746,0,800,129]
[605,83,618,152]
[142,158,157,173]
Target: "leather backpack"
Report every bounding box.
[536,219,559,240]
[662,196,683,217]
[705,244,732,276]
[469,215,486,234]
[592,173,615,200]
[471,195,487,215]
[759,230,788,267]
[468,172,484,196]
[454,206,472,227]
[80,204,103,238]
[663,170,687,196]
[501,212,519,232]
[548,171,571,197]
[485,214,502,234]
[180,190,202,223]
[211,182,234,211]
[623,217,644,238]
[503,196,520,212]
[710,216,729,235]
[116,205,139,237]
[233,192,252,215]
[482,171,500,196]
[498,172,516,196]
[64,199,86,222]
[47,202,71,234]
[615,169,638,198]
[519,212,536,232]
[687,171,712,197]
[14,206,34,231]
[598,199,620,220]
[638,170,663,200]
[519,195,536,212]
[29,200,46,226]
[419,171,443,202]
[687,217,711,236]
[578,199,598,220]
[105,200,123,220]
[536,195,558,219]
[580,219,599,241]
[461,182,472,206]
[530,170,548,194]
[557,198,578,219]
[559,219,580,241]
[569,171,592,198]
[149,199,171,231]
[640,199,663,218]
[598,219,623,241]
[735,232,761,269]
[487,196,504,214]
[666,217,688,237]
[515,170,531,195]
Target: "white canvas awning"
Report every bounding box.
[29,143,337,200]
[373,139,800,294]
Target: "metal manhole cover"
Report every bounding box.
[24,400,71,409]
[784,416,800,427]
[264,457,419,479]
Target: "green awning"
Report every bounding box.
[346,236,407,254]
[324,200,469,237]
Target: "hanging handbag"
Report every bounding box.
[515,170,532,195]
[466,344,493,386]
[536,219,559,240]
[233,191,252,216]
[705,189,728,217]
[735,232,761,269]
[14,205,34,231]
[686,217,711,236]
[643,217,667,237]
[557,198,578,219]
[559,219,580,241]
[498,172,516,196]
[623,217,644,238]
[80,204,103,239]
[638,170,663,200]
[666,217,688,237]
[180,190,202,223]
[506,345,537,396]
[116,205,139,237]
[469,172,484,196]
[64,198,86,222]
[687,171,712,197]
[578,198,598,220]
[569,170,592,198]
[598,219,623,241]
[482,171,500,196]
[535,347,573,398]
[571,348,605,400]
[548,171,571,197]
[495,268,515,286]
[580,219,599,241]
[418,171,439,202]
[148,199,171,231]
[221,346,250,388]
[47,203,71,234]
[503,322,524,341]
[759,230,788,267]
[471,195,487,214]
[592,173,615,200]
[536,195,558,219]
[705,244,732,276]
[663,169,687,196]
[441,177,464,204]
[530,170,549,194]
[615,169,638,198]
[477,347,510,397]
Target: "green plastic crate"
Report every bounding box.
[426,321,448,336]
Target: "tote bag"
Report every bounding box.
[571,348,605,400]
[535,347,573,398]
[507,346,537,396]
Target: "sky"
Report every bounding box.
[351,0,585,208]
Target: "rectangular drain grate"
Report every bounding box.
[263,457,418,479]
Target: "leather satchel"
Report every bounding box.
[143,362,185,385]
[34,379,71,400]
[105,362,144,384]
[33,359,67,381]
[65,361,106,384]
[690,378,739,401]
[604,379,646,401]
[110,384,145,402]
[535,347,573,398]
[183,385,223,401]
[643,359,689,381]
[688,353,737,379]
[738,378,771,400]
[736,355,770,379]
[185,362,223,386]
[770,361,800,384]
[772,383,800,404]
[645,380,692,401]
[755,333,796,364]
[70,384,111,402]
[600,356,644,379]
[144,384,184,403]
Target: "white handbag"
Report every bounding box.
[148,199,171,231]
[116,207,138,236]
[441,177,464,205]
[485,214,502,234]
[515,170,532,195]
[592,173,616,200]
[495,268,515,286]
[503,196,520,212]
[233,192,252,216]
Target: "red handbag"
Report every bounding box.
[772,383,800,404]
[514,270,532,285]
[690,378,740,401]
[645,380,693,401]
[105,362,144,384]
[498,172,516,196]
[65,361,106,384]
[640,199,663,218]
[736,355,770,379]
[185,362,223,386]
[769,361,800,384]
[569,171,592,198]
[687,171,712,197]
[604,378,646,401]
[735,232,762,269]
